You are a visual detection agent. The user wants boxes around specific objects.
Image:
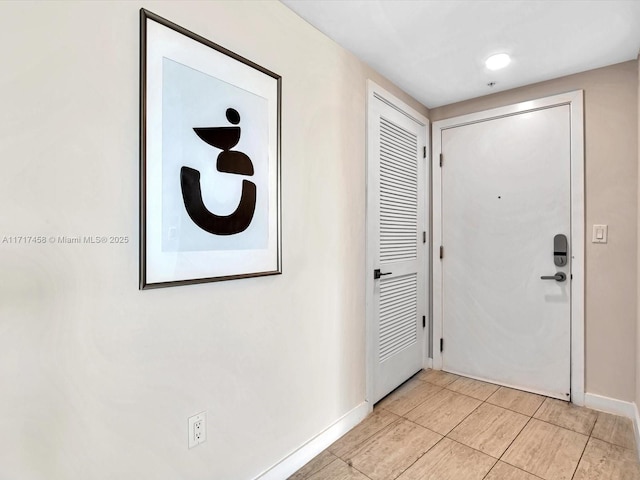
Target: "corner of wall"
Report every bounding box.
[254,402,370,480]
[635,51,640,461]
[634,402,640,461]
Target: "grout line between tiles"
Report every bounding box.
[479,465,492,480]
[422,379,455,388]
[529,416,591,438]
[590,432,637,451]
[439,397,534,462]
[498,457,550,480]
[569,434,589,480]
[402,416,445,438]
[296,371,640,480]
[480,460,547,480]
[340,417,406,460]
[549,410,635,451]
[591,410,639,449]
[419,371,459,388]
[443,380,500,402]
[441,383,501,404]
[347,460,374,480]
[484,399,544,418]
[391,436,447,480]
[479,461,496,480]
[449,437,501,476]
[333,412,403,460]
[360,372,609,479]
[294,455,337,480]
[404,414,509,466]
[511,465,547,480]
[394,386,445,418]
[530,396,547,418]
[438,394,483,436]
[484,399,539,418]
[327,445,387,480]
[497,414,533,462]
[587,411,598,436]
[446,435,499,458]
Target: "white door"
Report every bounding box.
[440,104,572,400]
[367,87,428,403]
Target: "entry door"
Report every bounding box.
[441,105,571,400]
[368,91,427,403]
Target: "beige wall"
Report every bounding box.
[637,54,640,411]
[0,2,426,479]
[431,60,639,402]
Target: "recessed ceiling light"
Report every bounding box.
[485,53,511,71]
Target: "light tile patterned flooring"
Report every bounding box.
[290,369,640,480]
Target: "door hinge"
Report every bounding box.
[422,315,426,328]
[440,338,444,352]
[439,153,443,167]
[439,245,443,259]
[423,146,427,158]
[423,231,426,244]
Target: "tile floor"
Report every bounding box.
[290,369,640,480]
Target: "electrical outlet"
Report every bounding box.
[194,419,203,442]
[188,412,206,448]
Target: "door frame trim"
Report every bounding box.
[365,80,430,406]
[431,90,585,405]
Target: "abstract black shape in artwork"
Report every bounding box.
[180,167,256,235]
[181,108,257,235]
[192,109,254,176]
[226,107,240,125]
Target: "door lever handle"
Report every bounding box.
[540,272,566,282]
[374,269,392,279]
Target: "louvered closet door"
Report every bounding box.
[371,95,427,403]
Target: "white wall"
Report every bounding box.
[0,2,427,479]
[636,52,640,430]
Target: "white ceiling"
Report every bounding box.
[281,0,640,108]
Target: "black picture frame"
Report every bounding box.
[139,9,282,289]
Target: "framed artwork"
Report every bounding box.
[139,9,281,289]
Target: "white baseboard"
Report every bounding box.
[584,392,636,418]
[634,402,640,461]
[584,393,640,462]
[254,401,371,480]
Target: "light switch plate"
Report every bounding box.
[592,224,608,244]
